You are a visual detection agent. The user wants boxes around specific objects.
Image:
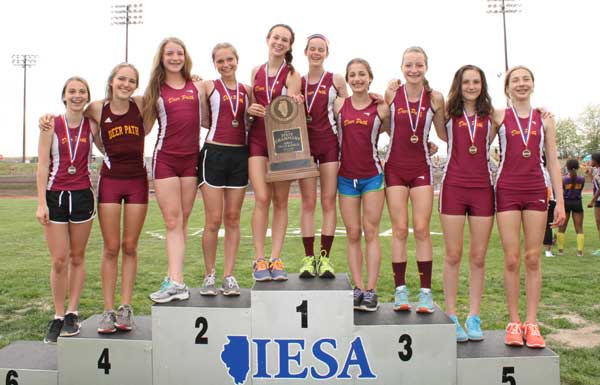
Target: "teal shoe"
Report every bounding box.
[449,315,468,342]
[393,285,411,311]
[416,288,435,313]
[465,315,484,341]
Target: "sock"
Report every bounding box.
[577,234,585,252]
[320,235,334,258]
[54,315,64,320]
[417,261,433,289]
[65,311,78,316]
[302,236,315,257]
[557,232,565,250]
[392,262,407,287]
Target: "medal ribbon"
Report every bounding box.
[304,71,326,115]
[62,115,84,165]
[462,109,478,146]
[511,107,532,149]
[218,79,240,119]
[403,86,424,136]
[265,61,286,103]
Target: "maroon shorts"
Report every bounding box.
[310,136,339,165]
[495,187,548,212]
[384,163,432,188]
[439,183,494,216]
[98,175,148,204]
[248,136,268,158]
[153,151,198,180]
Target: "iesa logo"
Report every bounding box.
[221,336,376,384]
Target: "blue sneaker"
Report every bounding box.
[449,315,468,342]
[393,285,411,311]
[269,258,288,281]
[416,288,435,313]
[465,315,484,341]
[253,258,271,281]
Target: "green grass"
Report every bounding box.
[1,194,600,384]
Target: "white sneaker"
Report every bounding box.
[545,250,554,257]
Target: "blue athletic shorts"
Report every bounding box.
[338,174,384,197]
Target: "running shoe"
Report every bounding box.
[577,251,584,257]
[149,277,190,303]
[449,315,468,343]
[317,254,335,278]
[416,289,435,313]
[545,250,554,257]
[299,256,316,278]
[61,313,81,337]
[353,287,363,310]
[360,290,379,312]
[465,315,484,341]
[221,276,241,296]
[200,271,218,296]
[523,322,546,348]
[393,285,411,311]
[44,318,63,344]
[115,305,134,331]
[97,310,117,334]
[269,258,288,281]
[504,322,524,346]
[253,258,271,281]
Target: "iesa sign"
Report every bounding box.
[221,336,376,384]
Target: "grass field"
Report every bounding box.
[0,194,599,384]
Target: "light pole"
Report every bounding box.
[486,0,522,74]
[110,3,144,62]
[12,54,38,163]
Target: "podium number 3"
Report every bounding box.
[5,370,18,385]
[296,300,308,328]
[397,334,413,361]
[502,367,516,385]
[195,317,208,344]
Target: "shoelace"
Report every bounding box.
[302,256,314,266]
[48,319,62,333]
[101,311,115,324]
[225,276,239,288]
[469,317,481,328]
[525,323,541,337]
[363,291,374,301]
[270,259,285,270]
[353,288,362,299]
[204,275,216,286]
[159,278,172,292]
[254,259,269,271]
[506,323,522,335]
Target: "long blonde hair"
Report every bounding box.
[106,63,139,101]
[143,37,193,124]
[402,46,432,92]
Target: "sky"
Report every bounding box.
[1,0,599,158]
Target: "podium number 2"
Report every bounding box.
[502,367,516,385]
[5,370,18,385]
[97,348,111,375]
[397,334,413,361]
[195,317,208,344]
[296,300,308,328]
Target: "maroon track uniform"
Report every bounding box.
[302,72,339,164]
[207,80,249,145]
[152,80,201,179]
[439,114,494,216]
[249,62,289,157]
[385,85,434,188]
[337,98,382,179]
[98,100,148,204]
[495,108,547,212]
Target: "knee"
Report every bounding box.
[413,225,430,241]
[504,254,520,272]
[470,253,486,270]
[524,252,540,271]
[321,196,337,214]
[302,195,316,213]
[121,240,138,258]
[223,211,240,230]
[346,227,362,243]
[363,225,379,243]
[204,216,222,233]
[254,192,271,210]
[272,196,288,211]
[393,226,409,241]
[52,256,68,274]
[69,252,85,268]
[164,214,182,231]
[445,252,462,267]
[103,242,120,260]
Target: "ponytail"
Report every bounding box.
[285,51,295,74]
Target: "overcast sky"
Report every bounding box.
[2,0,599,158]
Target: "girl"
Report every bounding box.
[335,58,389,311]
[496,66,565,348]
[586,153,600,256]
[36,77,98,343]
[440,65,495,341]
[144,37,208,303]
[557,159,585,257]
[247,24,302,281]
[384,47,446,313]
[198,43,250,296]
[298,34,348,278]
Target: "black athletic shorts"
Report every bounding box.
[565,199,583,214]
[46,188,95,223]
[198,143,248,188]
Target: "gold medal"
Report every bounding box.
[410,135,419,144]
[68,165,76,175]
[522,149,531,158]
[469,145,478,155]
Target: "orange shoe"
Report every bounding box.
[504,322,524,346]
[523,322,546,348]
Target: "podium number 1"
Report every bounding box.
[502,367,516,385]
[296,300,308,328]
[5,370,18,385]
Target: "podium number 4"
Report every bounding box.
[97,348,111,375]
[5,370,18,385]
[502,367,516,385]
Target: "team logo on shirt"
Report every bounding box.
[108,125,140,139]
[396,106,425,115]
[510,129,537,136]
[167,95,195,104]
[344,118,368,126]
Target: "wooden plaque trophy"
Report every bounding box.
[264,95,320,182]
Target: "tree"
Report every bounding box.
[579,104,600,155]
[555,117,584,159]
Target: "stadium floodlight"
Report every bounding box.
[486,0,522,74]
[111,3,144,62]
[12,54,38,163]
